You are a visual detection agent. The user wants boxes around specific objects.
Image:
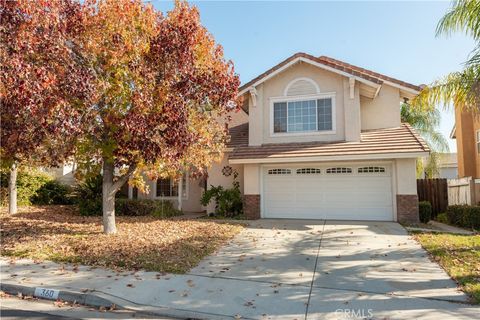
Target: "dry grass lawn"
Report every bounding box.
[412,232,480,304]
[0,206,243,273]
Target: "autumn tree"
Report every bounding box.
[75,0,239,234]
[0,0,95,214]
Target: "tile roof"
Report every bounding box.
[317,56,423,92]
[228,123,429,161]
[239,52,421,94]
[226,123,249,148]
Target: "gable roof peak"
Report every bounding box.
[238,52,422,96]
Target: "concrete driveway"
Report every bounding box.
[186,219,476,319]
[2,220,478,319]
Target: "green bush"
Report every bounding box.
[436,212,449,224]
[32,180,73,205]
[74,175,179,217]
[201,172,242,217]
[73,174,103,216]
[419,201,432,223]
[116,198,180,217]
[0,168,53,206]
[446,205,480,229]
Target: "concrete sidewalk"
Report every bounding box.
[1,220,479,319]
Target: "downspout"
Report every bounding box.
[177,175,183,211]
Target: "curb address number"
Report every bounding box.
[34,287,60,300]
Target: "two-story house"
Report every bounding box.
[130,53,429,222]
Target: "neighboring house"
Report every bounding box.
[420,153,458,179]
[42,163,77,186]
[450,111,480,203]
[451,110,480,179]
[437,153,458,179]
[130,53,429,222]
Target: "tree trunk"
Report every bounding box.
[8,163,18,215]
[102,160,117,234]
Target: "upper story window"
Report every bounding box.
[273,97,334,134]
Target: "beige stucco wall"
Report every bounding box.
[343,78,361,141]
[243,164,261,194]
[247,62,404,146]
[225,108,249,128]
[204,154,244,214]
[248,61,346,145]
[395,158,417,195]
[133,174,204,212]
[360,85,401,130]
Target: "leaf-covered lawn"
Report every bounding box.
[0,206,243,273]
[412,232,480,304]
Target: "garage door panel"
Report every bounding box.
[263,164,394,221]
[296,180,325,189]
[265,183,295,193]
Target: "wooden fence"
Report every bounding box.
[447,177,476,205]
[417,178,448,218]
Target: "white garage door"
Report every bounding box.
[263,164,393,221]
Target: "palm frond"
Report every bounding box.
[424,152,441,178]
[412,65,480,111]
[436,0,480,40]
[466,42,480,66]
[401,103,450,153]
[416,127,450,152]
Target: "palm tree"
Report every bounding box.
[414,0,480,110]
[401,103,449,177]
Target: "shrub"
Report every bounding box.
[73,174,103,216]
[32,180,73,205]
[446,205,480,229]
[116,199,180,217]
[446,205,466,226]
[0,168,53,206]
[201,172,242,217]
[419,201,432,223]
[436,212,449,224]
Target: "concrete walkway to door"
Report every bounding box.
[1,220,478,319]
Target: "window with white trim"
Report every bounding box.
[477,130,480,154]
[156,175,187,197]
[358,166,386,173]
[326,167,352,174]
[296,168,321,174]
[268,168,291,175]
[273,97,333,133]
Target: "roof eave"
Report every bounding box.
[237,55,382,97]
[229,151,429,164]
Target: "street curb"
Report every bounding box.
[0,282,243,320]
[1,282,115,309]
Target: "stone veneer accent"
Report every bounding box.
[243,195,260,220]
[396,194,419,223]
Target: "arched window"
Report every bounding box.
[284,77,320,96]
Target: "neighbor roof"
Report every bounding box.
[228,123,429,163]
[238,52,422,95]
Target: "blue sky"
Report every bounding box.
[151,1,476,152]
